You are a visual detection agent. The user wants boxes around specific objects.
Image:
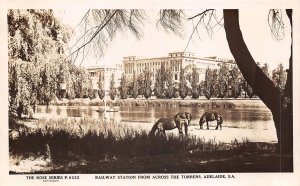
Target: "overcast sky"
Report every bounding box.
[55,9,291,70]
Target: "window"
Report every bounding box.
[175,74,178,80]
[90,72,96,77]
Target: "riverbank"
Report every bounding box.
[9,116,286,173]
[50,97,265,109]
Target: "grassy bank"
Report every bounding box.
[9,117,289,173]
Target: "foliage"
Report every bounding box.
[229,66,242,98]
[132,71,139,99]
[191,67,200,99]
[72,10,146,61]
[243,81,255,99]
[165,68,174,99]
[7,9,77,118]
[202,68,215,100]
[179,68,188,99]
[109,73,117,100]
[261,63,271,79]
[119,73,128,99]
[9,60,38,118]
[216,64,229,98]
[137,73,145,96]
[7,9,70,62]
[97,73,105,100]
[154,69,164,98]
[272,63,287,92]
[88,79,97,100]
[144,68,152,99]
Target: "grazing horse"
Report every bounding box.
[174,112,192,126]
[199,111,223,130]
[174,112,192,135]
[149,118,188,136]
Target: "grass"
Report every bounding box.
[10,117,289,173]
[10,118,236,161]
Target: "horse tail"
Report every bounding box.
[149,121,159,136]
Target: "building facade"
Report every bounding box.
[123,52,236,82]
[86,64,123,93]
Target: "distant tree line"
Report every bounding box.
[115,62,287,100]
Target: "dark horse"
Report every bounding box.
[174,112,192,126]
[199,111,223,130]
[149,118,188,136]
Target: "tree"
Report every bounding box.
[109,73,117,100]
[88,78,97,100]
[272,63,287,91]
[261,63,271,79]
[9,61,39,118]
[37,62,59,106]
[56,63,66,100]
[65,63,76,99]
[179,68,188,99]
[154,69,164,98]
[8,9,70,118]
[216,63,229,98]
[8,10,70,62]
[165,68,174,99]
[119,73,128,99]
[203,68,214,100]
[137,73,145,96]
[243,80,255,99]
[143,68,152,99]
[160,63,166,82]
[97,73,105,100]
[223,10,293,165]
[229,66,242,98]
[132,71,139,99]
[191,67,200,99]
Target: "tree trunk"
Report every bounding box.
[223,9,293,171]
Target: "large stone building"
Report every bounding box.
[123,52,236,82]
[86,64,123,93]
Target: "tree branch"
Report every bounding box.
[188,9,214,20]
[223,9,281,113]
[68,10,118,59]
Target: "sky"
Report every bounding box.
[55,9,291,70]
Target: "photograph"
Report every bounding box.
[1,2,300,186]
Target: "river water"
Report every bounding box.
[37,104,272,129]
[36,104,277,142]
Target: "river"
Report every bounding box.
[36,103,277,143]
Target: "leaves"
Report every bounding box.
[272,63,287,91]
[179,68,188,99]
[119,73,128,99]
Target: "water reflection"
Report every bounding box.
[37,105,273,130]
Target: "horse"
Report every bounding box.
[149,118,188,136]
[174,112,192,126]
[199,111,223,130]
